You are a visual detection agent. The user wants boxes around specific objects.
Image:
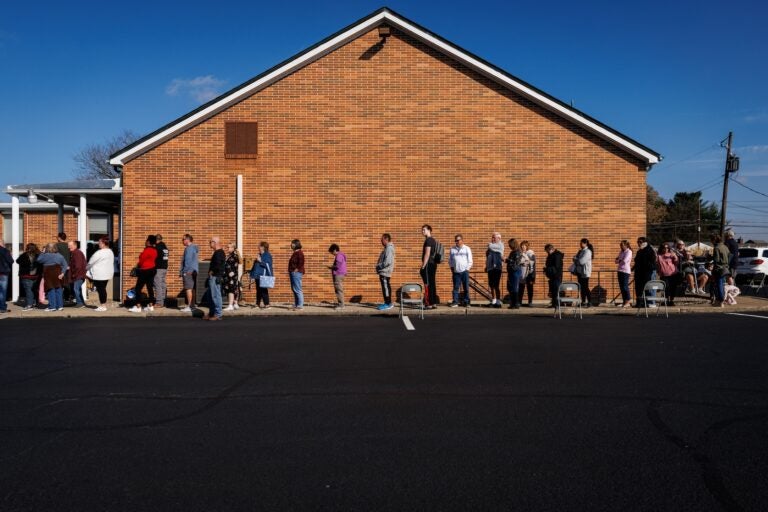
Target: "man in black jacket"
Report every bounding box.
[633,236,657,307]
[544,244,563,307]
[153,234,169,308]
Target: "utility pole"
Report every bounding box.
[719,132,739,237]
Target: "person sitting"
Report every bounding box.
[696,260,713,298]
[680,253,698,294]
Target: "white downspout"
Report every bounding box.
[236,175,243,278]
[11,195,20,302]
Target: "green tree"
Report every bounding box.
[648,190,721,244]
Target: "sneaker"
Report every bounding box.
[75,303,86,309]
[57,307,64,311]
[648,304,658,309]
[95,306,107,312]
[22,305,34,311]
[144,305,154,312]
[449,302,459,308]
[224,305,235,311]
[44,308,56,312]
[233,304,239,310]
[179,306,192,313]
[377,303,394,310]
[128,305,142,313]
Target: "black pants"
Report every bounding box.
[256,285,270,306]
[135,269,156,306]
[93,280,108,304]
[487,269,502,300]
[379,275,391,304]
[519,276,535,304]
[420,263,437,306]
[661,274,679,304]
[548,278,561,305]
[578,276,591,304]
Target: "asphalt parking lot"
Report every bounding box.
[1,314,767,511]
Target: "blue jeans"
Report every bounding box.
[290,272,304,307]
[72,278,85,305]
[22,278,36,307]
[452,271,470,304]
[713,272,726,303]
[618,272,631,303]
[0,274,8,311]
[47,287,64,310]
[208,275,223,317]
[507,267,522,304]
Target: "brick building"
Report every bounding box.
[109,8,660,305]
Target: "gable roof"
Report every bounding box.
[109,7,661,167]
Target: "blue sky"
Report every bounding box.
[2,0,767,240]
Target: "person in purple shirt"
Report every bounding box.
[328,244,347,310]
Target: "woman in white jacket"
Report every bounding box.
[86,237,115,311]
[573,238,594,307]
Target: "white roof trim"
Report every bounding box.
[110,10,658,166]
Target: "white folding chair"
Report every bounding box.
[555,281,582,319]
[399,283,425,320]
[641,280,668,318]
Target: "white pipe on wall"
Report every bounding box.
[237,175,243,277]
[11,195,20,302]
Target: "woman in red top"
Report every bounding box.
[129,235,158,312]
[288,239,305,310]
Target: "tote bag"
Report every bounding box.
[259,263,275,289]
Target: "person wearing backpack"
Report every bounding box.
[505,238,524,309]
[420,224,439,308]
[543,243,564,308]
[485,232,504,308]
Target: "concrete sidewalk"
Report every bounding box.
[3,293,768,319]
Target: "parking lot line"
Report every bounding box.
[402,316,415,330]
[727,313,768,320]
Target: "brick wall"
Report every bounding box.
[121,28,648,305]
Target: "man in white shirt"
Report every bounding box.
[449,234,473,307]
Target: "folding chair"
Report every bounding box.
[399,283,425,320]
[641,280,668,318]
[741,273,766,296]
[555,281,582,319]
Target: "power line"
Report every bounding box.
[656,143,721,171]
[732,179,768,199]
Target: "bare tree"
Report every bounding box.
[72,130,140,180]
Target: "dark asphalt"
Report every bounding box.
[1,314,767,511]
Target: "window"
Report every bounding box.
[739,249,757,258]
[225,122,258,158]
[2,214,24,247]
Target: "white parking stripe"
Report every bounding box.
[727,313,768,320]
[402,316,416,330]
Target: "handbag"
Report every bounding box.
[258,263,275,289]
[568,262,577,275]
[130,266,139,277]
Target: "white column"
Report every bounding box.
[11,195,20,302]
[236,175,243,277]
[78,194,88,300]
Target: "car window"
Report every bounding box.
[763,250,768,257]
[739,248,757,257]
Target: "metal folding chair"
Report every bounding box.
[741,273,766,296]
[555,281,582,319]
[641,280,668,318]
[399,283,425,320]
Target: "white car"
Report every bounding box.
[737,245,768,279]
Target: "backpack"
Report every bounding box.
[433,240,445,264]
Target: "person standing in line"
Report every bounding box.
[724,230,739,286]
[180,234,199,312]
[711,233,730,308]
[420,224,438,309]
[615,240,633,308]
[153,234,169,308]
[633,236,657,308]
[55,232,71,301]
[223,242,241,311]
[67,240,87,308]
[288,239,305,310]
[128,235,158,313]
[250,241,273,309]
[518,240,536,307]
[86,237,115,311]
[543,244,563,308]
[449,234,473,307]
[506,238,523,309]
[656,243,680,306]
[485,232,504,308]
[16,243,40,311]
[37,244,68,312]
[327,244,347,310]
[573,238,594,307]
[0,242,14,313]
[204,237,226,320]
[375,233,395,311]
